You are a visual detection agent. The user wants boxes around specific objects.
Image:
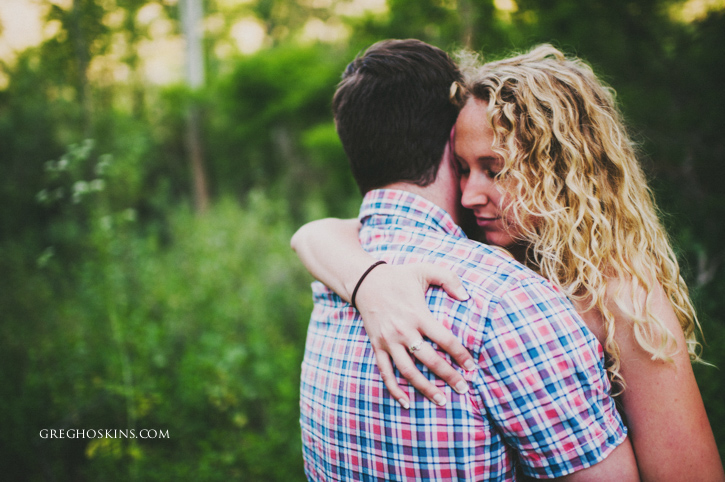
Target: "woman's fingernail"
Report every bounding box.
[456,286,470,300]
[455,381,469,394]
[464,360,476,371]
[398,398,410,410]
[433,394,446,406]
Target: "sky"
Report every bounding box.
[0,0,45,62]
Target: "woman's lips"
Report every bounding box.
[475,216,501,227]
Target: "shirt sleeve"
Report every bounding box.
[476,277,627,479]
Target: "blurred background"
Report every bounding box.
[0,0,723,479]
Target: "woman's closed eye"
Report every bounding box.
[454,156,470,176]
[481,157,504,179]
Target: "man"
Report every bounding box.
[296,39,638,480]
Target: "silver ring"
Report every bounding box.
[408,339,425,353]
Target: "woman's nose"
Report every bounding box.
[461,176,489,209]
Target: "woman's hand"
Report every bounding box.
[291,218,475,407]
[353,262,476,408]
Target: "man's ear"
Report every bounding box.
[438,139,458,183]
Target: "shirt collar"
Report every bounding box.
[358,189,467,238]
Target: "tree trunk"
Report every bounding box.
[180,0,210,213]
[71,0,92,137]
[186,106,209,213]
[459,0,475,48]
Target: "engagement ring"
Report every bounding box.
[408,339,425,353]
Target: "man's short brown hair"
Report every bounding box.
[332,39,462,194]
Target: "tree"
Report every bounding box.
[180,0,210,213]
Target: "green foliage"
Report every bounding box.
[1,151,313,478]
[205,43,359,219]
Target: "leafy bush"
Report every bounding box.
[1,146,314,479]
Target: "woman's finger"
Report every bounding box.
[390,345,448,407]
[422,320,477,372]
[409,340,470,396]
[414,264,469,301]
[372,347,410,409]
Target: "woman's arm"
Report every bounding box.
[576,282,724,482]
[291,218,476,408]
[291,218,370,300]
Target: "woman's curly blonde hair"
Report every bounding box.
[458,44,703,390]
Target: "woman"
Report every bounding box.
[291,45,724,480]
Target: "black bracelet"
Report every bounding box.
[351,260,387,310]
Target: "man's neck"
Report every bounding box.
[382,182,460,225]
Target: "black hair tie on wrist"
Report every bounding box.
[351,260,387,310]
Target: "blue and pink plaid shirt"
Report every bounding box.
[300,189,626,481]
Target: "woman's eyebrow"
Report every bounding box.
[477,155,501,163]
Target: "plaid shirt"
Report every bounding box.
[300,189,626,481]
